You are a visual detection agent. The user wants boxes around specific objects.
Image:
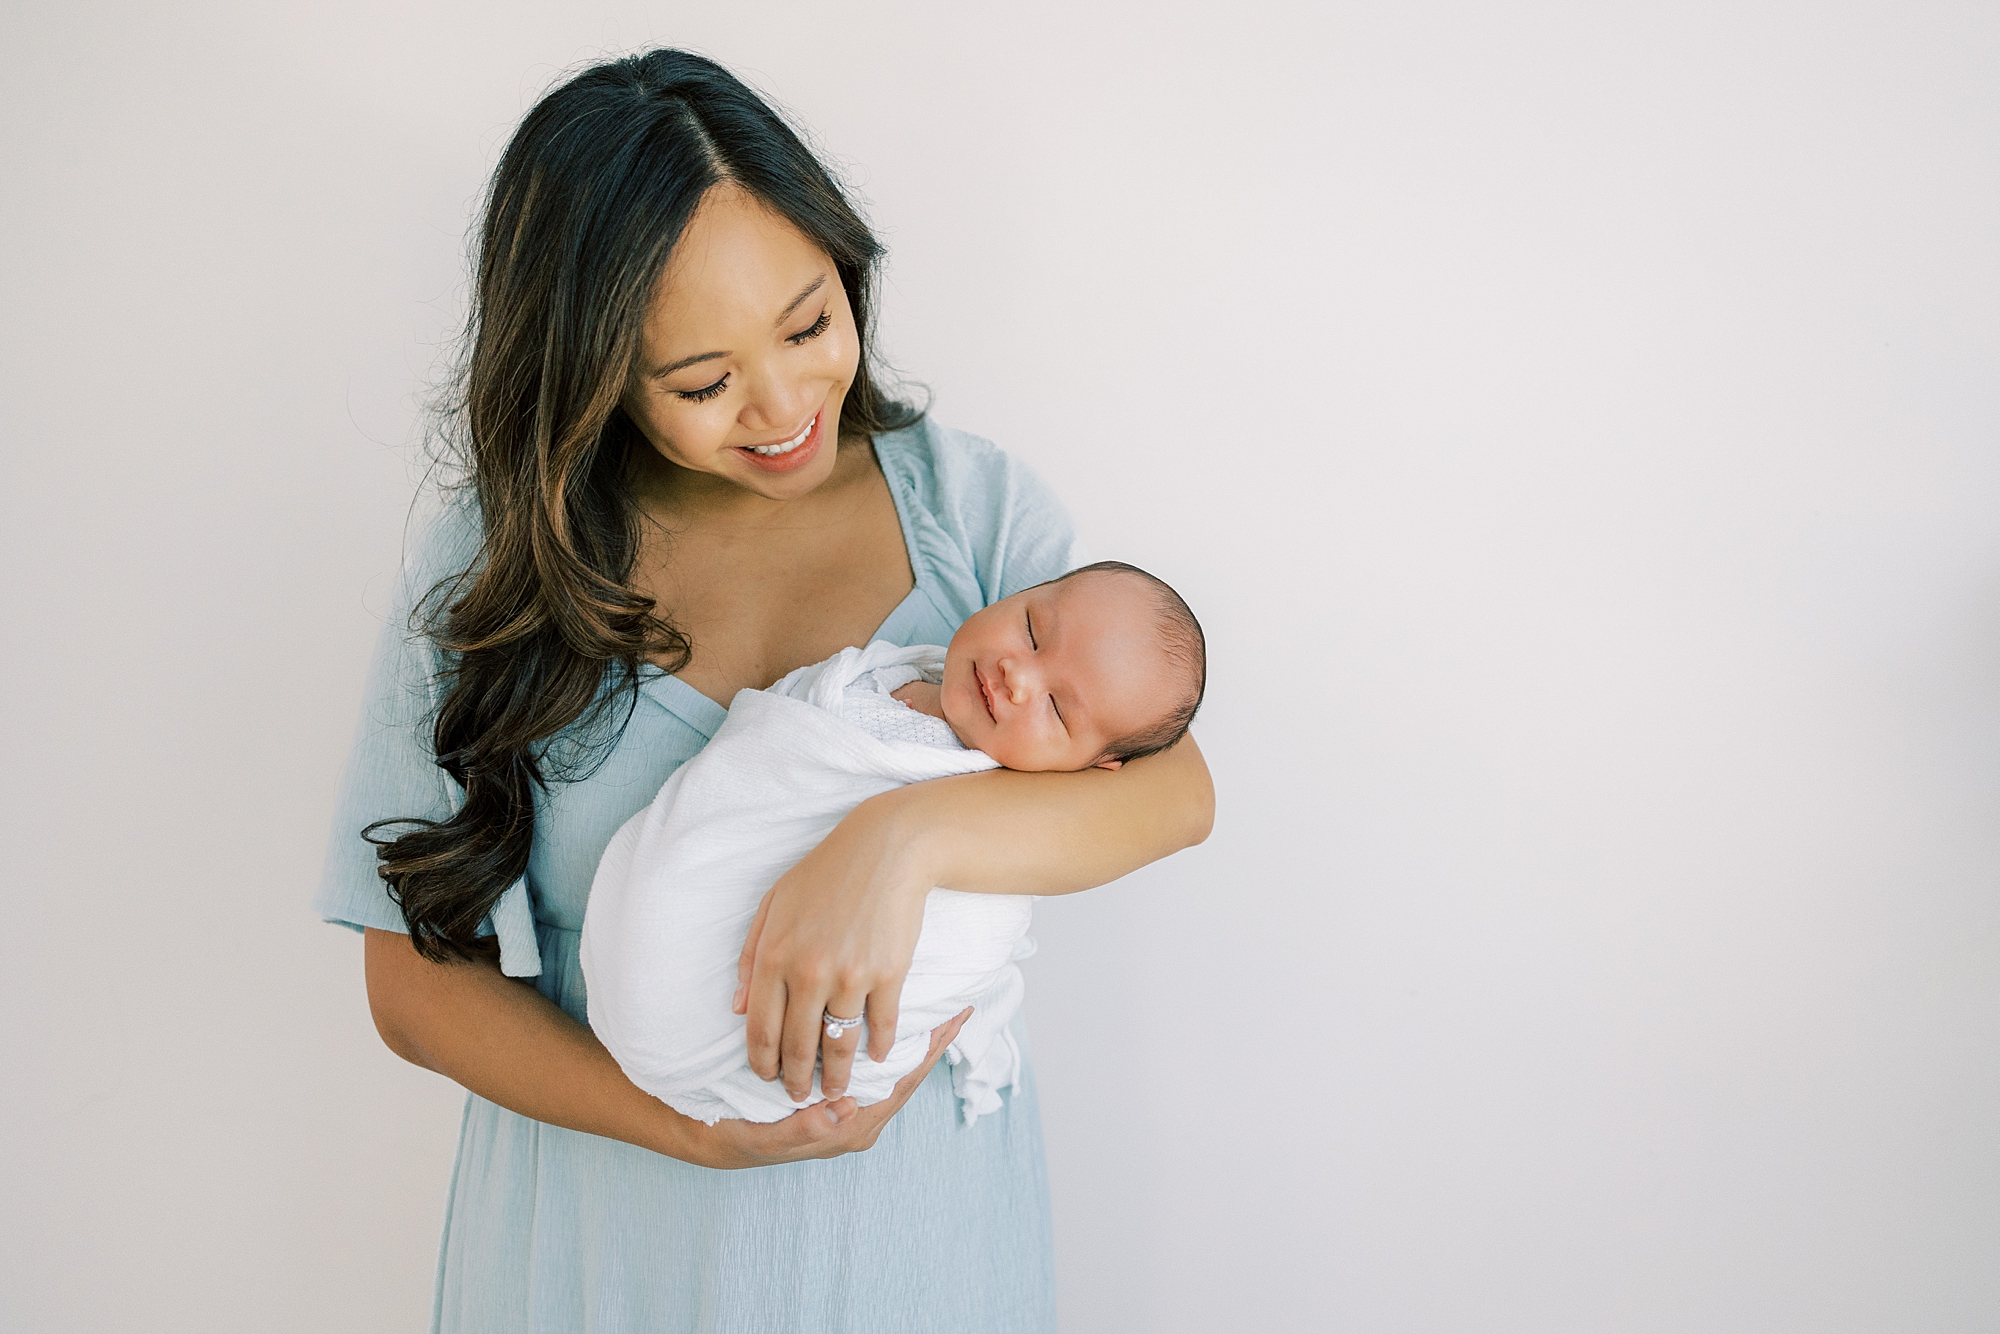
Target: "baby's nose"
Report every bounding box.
[998,657,1037,705]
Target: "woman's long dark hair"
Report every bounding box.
[366,49,919,962]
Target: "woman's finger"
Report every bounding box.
[728,1009,971,1165]
[743,971,788,1082]
[876,1008,969,1116]
[863,977,905,1064]
[778,980,831,1103]
[817,988,869,1100]
[732,888,776,1016]
[836,1008,969,1147]
[721,1094,860,1167]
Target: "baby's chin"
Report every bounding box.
[936,680,978,751]
[941,713,979,753]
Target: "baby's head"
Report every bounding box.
[940,562,1205,772]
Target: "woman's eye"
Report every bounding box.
[676,374,730,404]
[786,309,832,344]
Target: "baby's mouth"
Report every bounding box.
[974,663,996,722]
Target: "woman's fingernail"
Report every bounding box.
[823,1107,841,1125]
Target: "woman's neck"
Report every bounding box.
[627,433,870,531]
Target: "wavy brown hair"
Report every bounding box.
[366,50,919,962]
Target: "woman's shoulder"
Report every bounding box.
[874,416,1062,529]
[395,485,485,603]
[872,416,1087,601]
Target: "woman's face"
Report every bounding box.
[621,182,860,501]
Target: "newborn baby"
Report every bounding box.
[580,560,1205,1125]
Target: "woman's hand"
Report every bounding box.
[732,794,935,1104]
[697,1008,969,1169]
[733,735,1212,1104]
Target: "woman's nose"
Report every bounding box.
[737,363,817,433]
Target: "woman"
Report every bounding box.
[316,49,1213,1333]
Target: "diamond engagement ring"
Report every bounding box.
[823,1012,864,1041]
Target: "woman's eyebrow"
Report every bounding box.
[647,275,828,379]
[776,274,827,322]
[652,349,726,379]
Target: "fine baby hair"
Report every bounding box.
[1052,561,1207,766]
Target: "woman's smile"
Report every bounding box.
[736,407,824,474]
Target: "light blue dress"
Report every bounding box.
[314,420,1084,1334]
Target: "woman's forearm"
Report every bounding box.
[363,928,703,1158]
[363,928,965,1170]
[885,733,1214,897]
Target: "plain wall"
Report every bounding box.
[3,2,1996,1330]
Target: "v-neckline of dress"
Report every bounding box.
[634,434,934,741]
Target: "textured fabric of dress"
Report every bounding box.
[312,419,1086,1334]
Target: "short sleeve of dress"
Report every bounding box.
[881,419,1091,611]
[311,497,481,936]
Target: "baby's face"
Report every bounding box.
[941,571,1180,772]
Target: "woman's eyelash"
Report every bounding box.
[675,311,826,402]
[677,374,729,403]
[787,309,832,344]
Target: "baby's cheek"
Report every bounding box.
[996,734,1071,774]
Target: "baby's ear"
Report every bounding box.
[1093,757,1124,771]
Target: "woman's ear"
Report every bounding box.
[1092,757,1124,771]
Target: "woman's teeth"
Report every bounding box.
[747,417,814,456]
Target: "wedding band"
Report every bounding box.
[823,1011,864,1040]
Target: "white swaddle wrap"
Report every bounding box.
[580,642,1034,1126]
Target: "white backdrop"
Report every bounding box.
[4,2,1996,1330]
